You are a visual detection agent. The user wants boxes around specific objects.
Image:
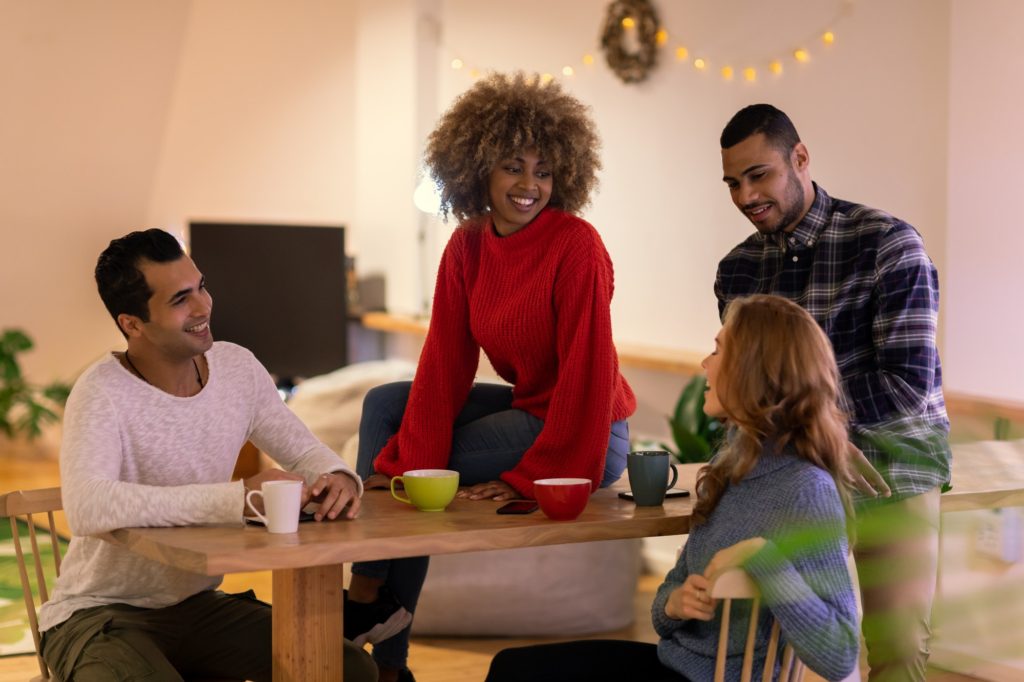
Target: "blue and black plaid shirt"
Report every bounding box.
[715,184,951,499]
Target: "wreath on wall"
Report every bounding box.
[600,0,661,84]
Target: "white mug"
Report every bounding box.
[245,480,303,533]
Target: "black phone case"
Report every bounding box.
[496,501,540,514]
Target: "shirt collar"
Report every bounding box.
[769,182,831,250]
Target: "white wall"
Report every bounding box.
[0,0,190,382]
[945,0,1024,403]
[146,0,360,243]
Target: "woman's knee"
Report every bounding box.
[362,381,413,415]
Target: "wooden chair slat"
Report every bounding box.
[711,569,806,682]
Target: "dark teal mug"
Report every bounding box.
[626,451,679,506]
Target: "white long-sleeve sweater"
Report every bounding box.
[38,342,361,632]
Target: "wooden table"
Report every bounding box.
[941,438,1024,512]
[100,483,696,681]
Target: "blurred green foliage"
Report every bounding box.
[0,329,70,440]
[663,375,724,464]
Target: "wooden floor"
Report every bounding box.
[0,450,983,682]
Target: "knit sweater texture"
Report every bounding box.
[373,208,636,498]
[38,342,360,632]
[651,448,859,681]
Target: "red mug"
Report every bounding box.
[533,478,592,520]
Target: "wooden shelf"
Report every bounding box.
[361,312,705,375]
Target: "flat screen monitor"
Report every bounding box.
[188,222,347,387]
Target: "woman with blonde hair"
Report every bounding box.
[487,294,859,682]
[344,72,636,682]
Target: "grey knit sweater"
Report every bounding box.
[651,447,859,681]
[38,342,361,632]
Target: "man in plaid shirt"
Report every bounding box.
[715,104,951,682]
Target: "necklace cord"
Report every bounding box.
[124,351,204,390]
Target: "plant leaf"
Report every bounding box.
[42,382,72,405]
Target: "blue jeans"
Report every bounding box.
[353,381,629,668]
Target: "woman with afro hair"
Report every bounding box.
[344,72,636,681]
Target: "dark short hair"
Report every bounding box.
[720,104,801,153]
[95,229,184,329]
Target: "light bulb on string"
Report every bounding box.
[675,46,689,61]
[694,58,707,70]
[793,48,810,63]
[562,65,575,77]
[770,60,783,75]
[656,29,668,45]
[622,16,635,29]
[582,53,595,66]
[822,31,835,45]
[451,58,464,70]
[721,66,734,80]
[743,67,757,82]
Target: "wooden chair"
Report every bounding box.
[711,568,806,682]
[1,488,245,682]
[0,486,64,681]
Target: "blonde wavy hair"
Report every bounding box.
[423,72,601,223]
[692,295,855,526]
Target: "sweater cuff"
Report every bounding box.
[500,471,535,499]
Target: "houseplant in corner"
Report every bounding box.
[664,374,724,464]
[0,329,70,450]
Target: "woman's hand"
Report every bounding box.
[363,473,391,489]
[457,479,518,501]
[703,537,768,581]
[664,574,716,621]
[308,472,362,520]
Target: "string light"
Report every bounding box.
[442,1,851,86]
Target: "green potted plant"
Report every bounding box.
[0,329,71,441]
[663,375,724,464]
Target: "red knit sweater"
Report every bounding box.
[373,208,636,498]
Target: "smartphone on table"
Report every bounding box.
[496,500,540,514]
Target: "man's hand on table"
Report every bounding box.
[308,471,362,520]
[243,469,361,520]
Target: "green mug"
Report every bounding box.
[390,469,460,512]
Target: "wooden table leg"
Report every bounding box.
[272,564,345,681]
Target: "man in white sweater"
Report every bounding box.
[37,229,380,681]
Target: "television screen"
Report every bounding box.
[188,222,347,387]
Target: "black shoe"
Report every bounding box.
[343,586,413,646]
[396,668,416,682]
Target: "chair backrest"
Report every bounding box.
[711,568,806,682]
[0,487,63,681]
